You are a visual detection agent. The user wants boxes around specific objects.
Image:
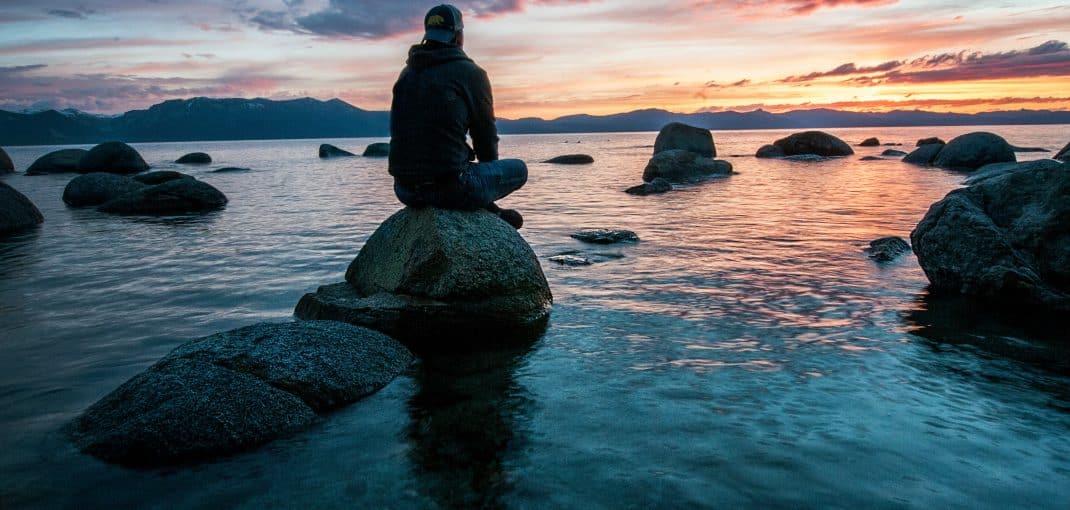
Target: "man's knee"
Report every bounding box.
[507,159,528,186]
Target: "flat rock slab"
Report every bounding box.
[70,321,413,466]
[571,229,639,244]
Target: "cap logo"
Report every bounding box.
[427,14,446,27]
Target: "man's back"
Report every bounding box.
[389,42,498,182]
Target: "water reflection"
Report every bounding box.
[406,342,536,508]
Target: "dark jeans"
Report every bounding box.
[394,159,528,210]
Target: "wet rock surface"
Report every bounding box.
[865,236,911,262]
[932,132,1016,171]
[625,177,672,195]
[642,149,732,183]
[653,122,715,157]
[98,177,227,214]
[571,229,639,244]
[63,173,146,207]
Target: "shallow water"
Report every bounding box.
[2,126,1069,509]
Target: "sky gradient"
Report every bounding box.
[1,0,1069,118]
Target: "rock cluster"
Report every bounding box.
[69,321,413,466]
[911,159,1070,312]
[633,123,733,188]
[0,182,44,236]
[296,207,553,342]
[63,171,227,214]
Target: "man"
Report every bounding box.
[389,4,527,229]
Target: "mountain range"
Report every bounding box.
[2,97,1070,146]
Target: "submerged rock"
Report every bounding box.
[295,208,552,341]
[782,154,829,162]
[544,154,594,165]
[642,149,732,183]
[0,147,12,173]
[755,144,785,159]
[362,143,390,158]
[772,131,854,157]
[571,229,639,244]
[865,236,911,262]
[882,149,907,157]
[63,173,146,207]
[98,177,227,214]
[859,137,880,147]
[625,177,672,195]
[0,181,44,236]
[175,152,211,164]
[211,166,251,173]
[549,254,593,266]
[911,161,1070,312]
[133,171,192,185]
[860,156,884,161]
[320,144,355,158]
[932,132,1015,171]
[69,321,412,466]
[653,122,715,157]
[902,143,945,166]
[26,149,88,175]
[917,137,945,146]
[78,142,149,174]
[1056,141,1069,162]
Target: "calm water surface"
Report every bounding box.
[2,126,1069,509]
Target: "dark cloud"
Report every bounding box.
[780,60,900,82]
[0,64,48,74]
[735,0,897,16]
[695,95,1070,113]
[704,79,751,89]
[0,37,198,55]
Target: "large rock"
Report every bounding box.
[26,149,88,175]
[653,122,715,157]
[70,321,412,466]
[175,152,211,164]
[0,147,12,173]
[625,177,672,195]
[642,149,732,183]
[78,142,149,174]
[319,144,355,158]
[755,144,785,159]
[902,142,945,166]
[544,154,593,165]
[965,159,1065,186]
[295,208,552,341]
[363,143,390,158]
[0,182,44,236]
[98,177,227,214]
[772,131,854,157]
[63,173,146,207]
[1056,141,1069,162]
[911,161,1070,312]
[932,132,1015,171]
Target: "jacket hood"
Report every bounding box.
[406,43,472,71]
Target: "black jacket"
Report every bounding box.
[388,43,499,182]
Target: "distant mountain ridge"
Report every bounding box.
[2,97,1070,146]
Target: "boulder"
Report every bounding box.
[917,137,945,146]
[544,154,594,165]
[78,142,149,174]
[902,143,945,166]
[0,182,44,236]
[362,143,390,158]
[175,152,211,164]
[0,147,12,173]
[571,229,639,244]
[910,161,1070,312]
[755,144,785,159]
[772,131,854,157]
[859,137,880,147]
[319,144,355,158]
[63,173,146,207]
[966,159,1066,186]
[25,149,88,175]
[69,321,412,466]
[625,177,672,195]
[1056,141,1069,162]
[133,171,193,185]
[642,149,732,183]
[98,177,227,214]
[653,122,715,157]
[932,132,1015,171]
[295,208,553,341]
[865,236,911,262]
[882,149,907,157]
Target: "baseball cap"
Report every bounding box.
[424,4,463,44]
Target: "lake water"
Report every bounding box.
[2,126,1069,509]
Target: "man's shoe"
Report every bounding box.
[498,208,523,229]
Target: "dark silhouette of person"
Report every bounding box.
[389,4,527,229]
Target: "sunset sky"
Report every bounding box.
[1,0,1069,118]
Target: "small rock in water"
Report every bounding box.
[571,229,639,244]
[26,149,88,175]
[175,152,212,164]
[544,154,594,165]
[772,131,854,157]
[916,137,945,146]
[549,254,593,266]
[755,144,785,158]
[859,137,880,147]
[625,177,672,195]
[865,236,911,262]
[1010,146,1049,153]
[363,143,390,157]
[882,149,907,157]
[319,144,355,158]
[212,166,251,173]
[860,156,884,161]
